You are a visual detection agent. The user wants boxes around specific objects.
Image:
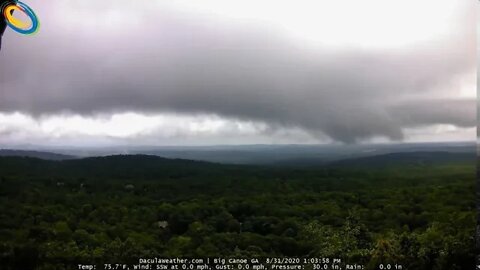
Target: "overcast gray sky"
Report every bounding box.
[0,0,475,146]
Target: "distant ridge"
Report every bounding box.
[2,142,473,165]
[0,154,241,180]
[0,149,75,160]
[327,151,475,168]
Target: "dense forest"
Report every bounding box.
[0,154,475,270]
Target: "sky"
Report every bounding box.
[0,0,476,146]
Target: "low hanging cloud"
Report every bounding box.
[0,0,475,144]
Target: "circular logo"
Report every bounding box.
[2,1,39,35]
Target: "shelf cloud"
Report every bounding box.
[0,0,475,144]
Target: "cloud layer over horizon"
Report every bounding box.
[0,0,476,145]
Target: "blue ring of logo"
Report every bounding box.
[4,1,39,35]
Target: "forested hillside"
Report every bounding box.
[0,155,475,269]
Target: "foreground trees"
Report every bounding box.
[0,156,475,269]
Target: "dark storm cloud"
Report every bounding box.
[390,99,475,128]
[0,0,475,143]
